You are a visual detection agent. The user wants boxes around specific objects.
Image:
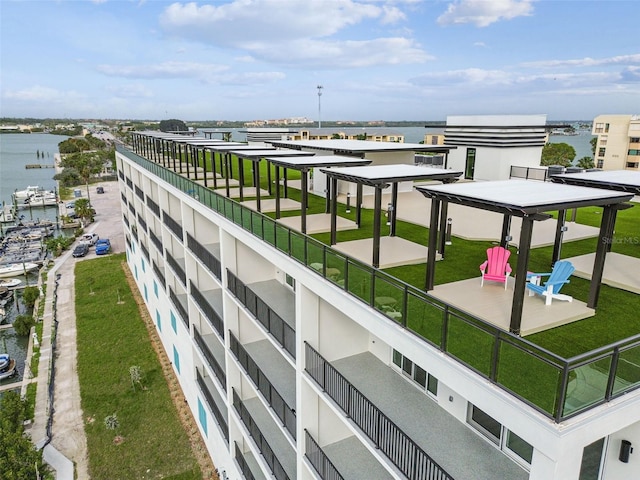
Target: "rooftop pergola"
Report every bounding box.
[229,149,315,207]
[321,165,463,268]
[264,155,373,233]
[416,180,634,335]
[270,139,456,159]
[551,170,640,195]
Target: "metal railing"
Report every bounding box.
[118,144,640,423]
[135,184,144,200]
[149,229,162,253]
[166,251,186,286]
[140,242,149,261]
[230,332,296,439]
[125,176,133,189]
[146,195,160,218]
[121,191,127,205]
[232,389,291,480]
[235,442,257,480]
[194,327,226,390]
[305,430,344,480]
[196,366,229,442]
[305,343,454,480]
[137,213,147,233]
[190,280,224,339]
[227,270,296,359]
[122,213,129,227]
[187,232,222,280]
[162,209,184,241]
[509,165,548,181]
[169,287,189,328]
[152,260,165,287]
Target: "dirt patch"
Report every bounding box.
[122,262,218,480]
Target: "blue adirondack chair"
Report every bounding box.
[526,260,575,305]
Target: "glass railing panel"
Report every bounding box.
[241,206,252,231]
[325,250,347,287]
[306,239,325,268]
[497,339,562,417]
[345,260,371,304]
[251,211,264,239]
[373,273,405,322]
[563,357,612,417]
[613,344,640,395]
[289,231,306,264]
[405,291,445,346]
[445,311,494,376]
[275,223,290,253]
[263,217,276,247]
[232,202,243,225]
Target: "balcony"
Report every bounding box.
[135,184,144,200]
[149,229,162,253]
[194,327,226,390]
[190,281,224,339]
[196,366,229,442]
[305,430,393,480]
[235,442,267,480]
[227,272,296,359]
[305,345,527,480]
[163,209,184,241]
[230,333,296,439]
[166,251,187,286]
[152,260,166,287]
[233,390,295,480]
[169,287,189,328]
[146,195,160,218]
[187,232,222,280]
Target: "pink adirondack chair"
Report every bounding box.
[480,246,512,289]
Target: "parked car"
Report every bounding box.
[95,238,111,255]
[96,186,105,194]
[66,201,75,209]
[72,243,89,258]
[79,233,99,246]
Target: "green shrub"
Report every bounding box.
[13,314,35,336]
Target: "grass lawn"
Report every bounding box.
[75,254,206,480]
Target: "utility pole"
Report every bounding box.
[317,85,323,128]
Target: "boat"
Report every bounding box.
[0,354,17,381]
[13,185,43,201]
[0,262,39,278]
[0,206,14,223]
[0,279,22,288]
[21,191,58,208]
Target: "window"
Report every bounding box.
[141,258,145,272]
[579,438,605,480]
[171,311,177,333]
[630,137,640,143]
[153,280,158,297]
[506,430,533,464]
[144,284,148,302]
[628,149,640,156]
[598,147,606,157]
[626,162,639,169]
[156,310,162,331]
[469,405,501,444]
[605,123,610,133]
[173,345,181,374]
[597,159,604,168]
[392,349,438,398]
[198,398,208,437]
[285,273,295,291]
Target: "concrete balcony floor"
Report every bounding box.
[322,435,394,480]
[245,339,296,408]
[248,279,295,331]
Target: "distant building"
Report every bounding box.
[592,114,640,170]
[444,115,547,181]
[290,127,405,143]
[422,132,445,145]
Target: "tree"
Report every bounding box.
[577,156,595,169]
[0,392,49,479]
[159,119,187,132]
[13,314,35,336]
[590,137,597,156]
[21,286,40,309]
[541,143,576,167]
[74,198,94,224]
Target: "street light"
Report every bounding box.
[317,85,323,128]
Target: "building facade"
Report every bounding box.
[116,140,640,480]
[592,115,640,170]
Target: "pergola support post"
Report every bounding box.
[510,215,534,335]
[588,205,617,308]
[425,199,441,291]
[356,184,363,227]
[501,214,512,249]
[390,183,399,237]
[330,177,338,246]
[552,209,567,266]
[438,200,449,257]
[372,186,383,268]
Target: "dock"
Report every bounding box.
[25,164,56,169]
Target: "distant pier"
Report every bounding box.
[25,164,55,169]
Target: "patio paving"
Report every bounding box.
[566,252,640,295]
[276,213,359,235]
[333,236,439,269]
[213,186,270,198]
[194,178,239,187]
[240,198,301,213]
[430,277,595,336]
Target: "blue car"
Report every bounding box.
[95,238,111,255]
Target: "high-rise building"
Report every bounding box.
[592,114,640,170]
[116,133,640,480]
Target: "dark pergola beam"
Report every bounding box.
[510,215,535,335]
[552,209,567,266]
[500,214,512,249]
[372,185,383,268]
[438,200,449,257]
[425,198,441,291]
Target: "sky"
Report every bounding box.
[1,0,638,122]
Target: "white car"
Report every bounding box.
[79,233,99,246]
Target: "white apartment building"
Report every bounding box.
[115,134,640,480]
[592,115,640,170]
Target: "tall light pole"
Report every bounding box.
[317,85,323,128]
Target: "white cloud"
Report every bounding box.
[96,61,229,79]
[522,53,640,69]
[3,85,84,103]
[105,84,154,98]
[473,41,486,47]
[437,0,533,27]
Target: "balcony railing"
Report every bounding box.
[305,430,344,480]
[128,201,136,216]
[194,327,226,390]
[227,271,296,359]
[149,229,162,253]
[146,195,160,218]
[121,192,127,205]
[152,260,165,287]
[305,343,453,480]
[126,176,133,189]
[509,165,548,182]
[137,213,147,233]
[230,332,296,439]
[169,287,189,328]
[187,232,222,280]
[135,184,144,200]
[118,144,640,423]
[118,169,124,181]
[233,389,291,480]
[122,213,129,227]
[163,209,184,241]
[166,251,186,286]
[196,366,229,442]
[140,242,149,261]
[235,442,257,480]
[190,281,224,339]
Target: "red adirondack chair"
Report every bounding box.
[479,246,512,290]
